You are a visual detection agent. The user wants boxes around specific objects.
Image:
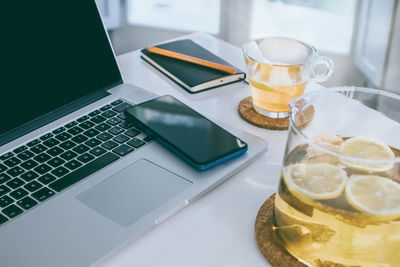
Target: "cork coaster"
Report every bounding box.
[238,97,289,130]
[238,97,315,130]
[254,194,306,267]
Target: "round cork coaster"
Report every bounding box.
[238,97,315,131]
[254,194,306,267]
[238,97,289,130]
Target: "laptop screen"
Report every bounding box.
[1,1,122,139]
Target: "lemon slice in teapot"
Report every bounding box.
[339,137,395,172]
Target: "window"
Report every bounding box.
[127,0,221,34]
[249,0,358,54]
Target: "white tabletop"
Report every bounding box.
[97,32,324,267]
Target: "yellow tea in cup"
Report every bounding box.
[243,37,333,118]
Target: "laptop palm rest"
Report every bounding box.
[77,159,192,227]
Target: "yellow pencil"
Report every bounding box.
[146,46,236,74]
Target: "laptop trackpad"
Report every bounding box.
[77,159,192,227]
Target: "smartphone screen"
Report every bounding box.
[125,95,247,169]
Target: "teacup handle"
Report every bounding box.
[310,56,334,83]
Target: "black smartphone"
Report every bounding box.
[124,95,248,171]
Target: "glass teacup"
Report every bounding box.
[242,37,334,118]
[275,87,400,266]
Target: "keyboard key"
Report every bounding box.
[97,132,113,141]
[113,102,133,113]
[60,151,78,161]
[67,126,84,135]
[49,153,119,192]
[20,160,38,170]
[51,167,70,178]
[20,171,39,182]
[100,104,112,111]
[59,140,76,150]
[43,138,60,148]
[89,147,106,157]
[21,158,38,170]
[71,134,89,144]
[13,145,27,154]
[111,99,123,106]
[77,115,90,123]
[7,166,25,177]
[31,144,47,154]
[0,163,7,173]
[112,145,134,157]
[0,174,12,184]
[10,188,29,200]
[125,129,141,138]
[0,195,13,208]
[24,181,43,192]
[47,157,66,168]
[143,136,153,142]
[0,152,14,161]
[6,178,24,189]
[16,160,33,172]
[53,127,66,135]
[119,121,135,129]
[77,153,95,163]
[55,132,72,142]
[85,138,101,148]
[31,187,55,202]
[102,110,117,118]
[3,157,21,168]
[64,160,82,170]
[95,123,111,131]
[113,134,129,144]
[88,110,101,117]
[127,138,145,149]
[38,174,57,185]
[2,204,23,218]
[106,117,122,126]
[34,164,52,175]
[83,128,100,138]
[79,121,95,129]
[47,147,64,157]
[17,151,35,161]
[109,126,124,135]
[101,140,118,150]
[27,139,41,147]
[33,153,51,163]
[65,121,78,128]
[117,113,126,120]
[40,133,54,141]
[0,214,8,225]
[90,115,106,124]
[0,185,11,197]
[17,196,38,210]
[73,144,90,154]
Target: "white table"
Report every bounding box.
[97,32,323,267]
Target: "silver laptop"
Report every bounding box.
[0,1,267,266]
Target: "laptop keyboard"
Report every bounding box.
[0,99,153,226]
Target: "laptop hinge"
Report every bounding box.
[0,89,110,146]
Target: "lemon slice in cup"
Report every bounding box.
[283,163,347,201]
[339,137,395,172]
[346,175,400,219]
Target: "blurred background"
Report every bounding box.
[95,0,400,93]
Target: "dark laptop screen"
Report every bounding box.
[1,1,122,138]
